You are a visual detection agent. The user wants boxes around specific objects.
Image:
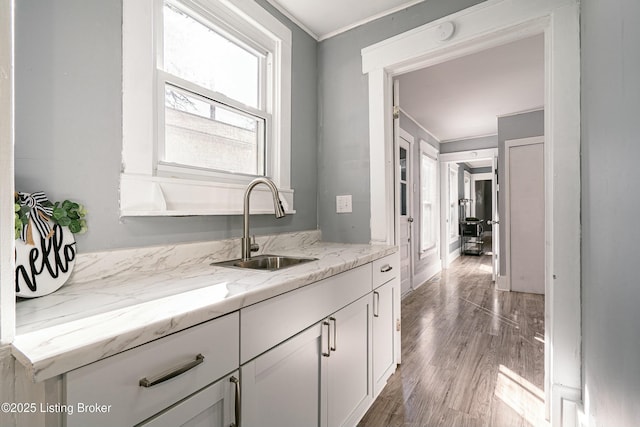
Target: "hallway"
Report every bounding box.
[358,254,546,427]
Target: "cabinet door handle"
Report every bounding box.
[373,291,380,318]
[230,375,240,427]
[322,321,331,357]
[329,317,337,352]
[380,264,393,273]
[139,353,204,388]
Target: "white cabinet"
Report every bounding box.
[64,312,239,427]
[49,251,399,427]
[241,323,324,427]
[240,265,372,364]
[138,371,239,427]
[326,295,372,427]
[371,253,400,397]
[372,278,397,397]
[241,295,372,427]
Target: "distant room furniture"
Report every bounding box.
[460,218,484,256]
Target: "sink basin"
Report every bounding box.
[212,254,317,271]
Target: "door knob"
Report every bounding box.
[407,217,414,223]
[487,220,499,225]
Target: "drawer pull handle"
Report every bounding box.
[329,317,337,352]
[230,375,241,427]
[380,264,393,273]
[322,321,331,357]
[139,353,205,388]
[373,291,380,317]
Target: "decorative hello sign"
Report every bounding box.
[14,192,87,298]
[15,223,77,297]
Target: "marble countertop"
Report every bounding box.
[11,231,397,382]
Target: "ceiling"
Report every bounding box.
[397,34,544,142]
[265,0,423,40]
[264,1,544,143]
[462,159,492,169]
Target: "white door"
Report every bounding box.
[393,80,414,295]
[397,135,414,295]
[505,137,545,294]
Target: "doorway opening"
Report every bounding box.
[438,150,499,281]
[364,1,581,424]
[390,36,548,422]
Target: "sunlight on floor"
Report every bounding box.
[478,263,493,274]
[495,364,549,426]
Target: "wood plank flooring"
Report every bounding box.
[358,253,546,427]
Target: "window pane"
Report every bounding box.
[400,147,407,181]
[401,183,407,216]
[164,85,265,175]
[164,3,261,109]
[420,153,436,252]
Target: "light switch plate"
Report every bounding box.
[336,195,352,213]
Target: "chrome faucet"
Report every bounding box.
[242,177,286,260]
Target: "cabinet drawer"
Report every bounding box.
[138,370,239,427]
[65,312,239,427]
[241,264,371,364]
[372,252,399,289]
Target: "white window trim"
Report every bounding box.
[448,163,459,244]
[121,0,293,216]
[419,140,438,259]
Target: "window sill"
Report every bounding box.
[120,173,295,217]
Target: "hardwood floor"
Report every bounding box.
[359,253,546,427]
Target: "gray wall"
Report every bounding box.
[496,109,544,275]
[581,0,640,424]
[14,0,318,252]
[398,111,441,286]
[317,0,485,243]
[439,134,498,153]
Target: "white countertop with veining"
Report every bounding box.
[12,231,397,382]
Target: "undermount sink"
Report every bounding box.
[213,254,317,271]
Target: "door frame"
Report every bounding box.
[0,0,16,344]
[361,0,581,424]
[439,149,497,269]
[504,136,545,292]
[469,171,497,280]
[443,162,459,266]
[396,127,415,294]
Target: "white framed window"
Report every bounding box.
[449,164,459,242]
[419,140,438,257]
[121,0,292,216]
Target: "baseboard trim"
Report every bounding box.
[447,249,460,266]
[496,275,509,291]
[552,384,582,427]
[412,264,442,290]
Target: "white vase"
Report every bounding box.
[15,223,76,298]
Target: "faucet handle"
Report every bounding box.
[250,235,259,252]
